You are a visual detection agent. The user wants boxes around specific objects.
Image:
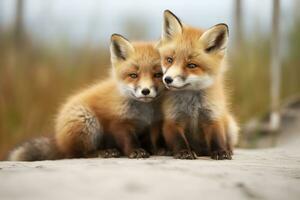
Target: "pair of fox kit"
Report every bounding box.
[9,10,238,161]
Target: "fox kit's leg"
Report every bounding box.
[109,122,149,158]
[96,132,121,158]
[202,120,232,160]
[55,104,102,158]
[149,121,171,156]
[163,120,196,159]
[149,123,160,154]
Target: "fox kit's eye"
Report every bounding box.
[187,63,198,69]
[166,57,173,64]
[154,72,163,78]
[129,73,138,78]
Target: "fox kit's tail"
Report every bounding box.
[8,137,62,161]
[226,114,239,147]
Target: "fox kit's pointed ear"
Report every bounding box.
[110,34,134,62]
[162,10,183,40]
[199,23,229,54]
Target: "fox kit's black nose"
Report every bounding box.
[141,88,150,96]
[164,76,173,84]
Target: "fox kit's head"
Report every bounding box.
[110,34,164,102]
[158,10,229,91]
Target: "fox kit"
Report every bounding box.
[158,10,239,160]
[8,34,164,161]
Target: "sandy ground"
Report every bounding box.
[1,146,300,200]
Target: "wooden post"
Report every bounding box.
[234,0,243,52]
[294,0,300,19]
[14,0,25,47]
[270,0,281,131]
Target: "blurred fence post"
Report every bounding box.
[233,0,243,53]
[294,0,300,19]
[270,0,281,131]
[0,1,3,27]
[14,0,25,48]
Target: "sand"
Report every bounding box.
[1,146,300,200]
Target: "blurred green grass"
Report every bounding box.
[0,20,300,159]
[229,19,300,122]
[0,32,110,159]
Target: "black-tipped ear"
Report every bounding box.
[199,23,229,53]
[162,10,183,40]
[110,34,134,62]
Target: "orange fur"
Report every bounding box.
[55,37,164,158]
[158,10,239,160]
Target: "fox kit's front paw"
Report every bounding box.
[174,149,197,160]
[156,148,173,156]
[99,148,121,158]
[210,150,232,160]
[129,148,150,159]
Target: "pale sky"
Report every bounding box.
[0,0,296,47]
